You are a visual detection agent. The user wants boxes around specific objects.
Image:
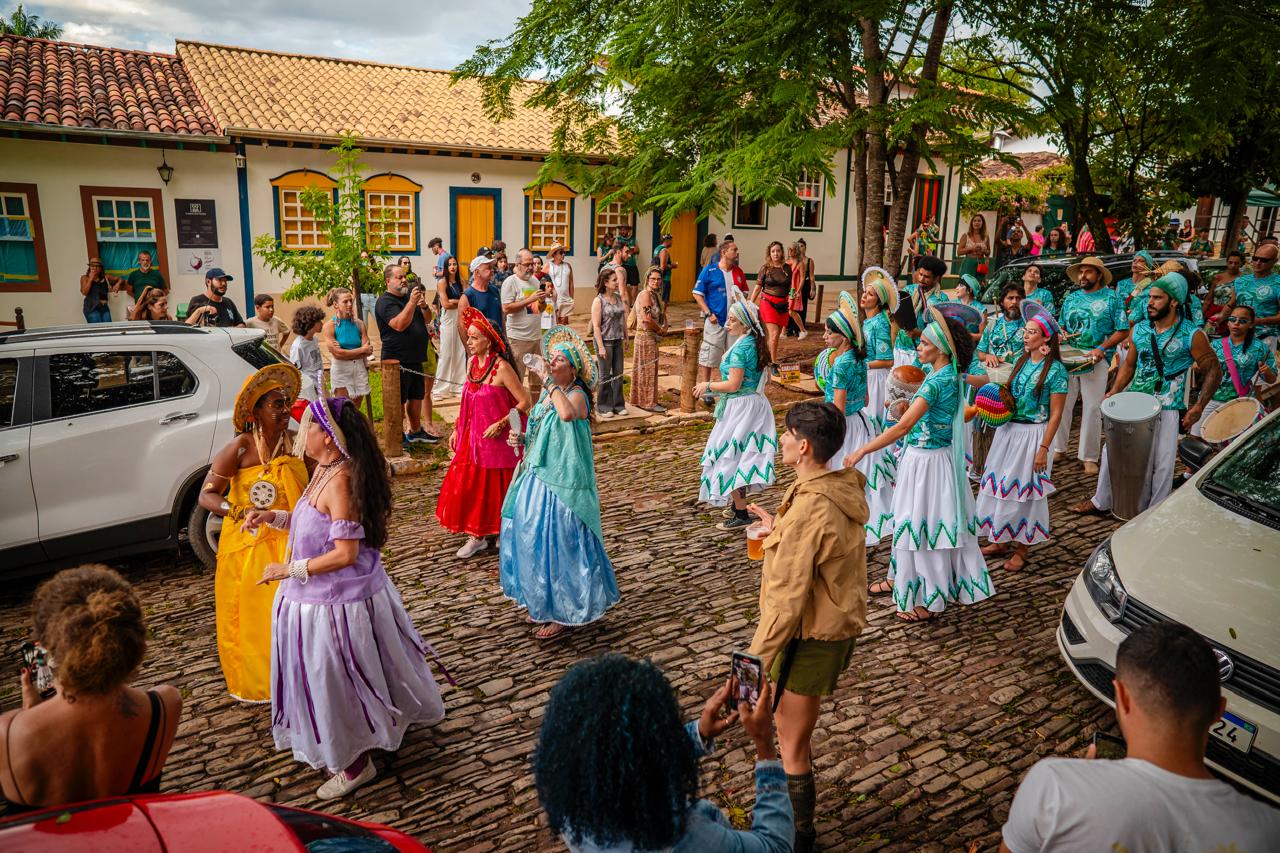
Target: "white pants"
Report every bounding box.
[1189,399,1224,438]
[1091,409,1180,514]
[1052,361,1108,462]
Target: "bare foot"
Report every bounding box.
[981,542,1011,557]
[1004,551,1028,572]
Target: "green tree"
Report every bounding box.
[253,135,390,305]
[457,0,1026,276]
[1,4,62,38]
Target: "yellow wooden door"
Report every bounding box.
[454,194,496,261]
[668,210,698,302]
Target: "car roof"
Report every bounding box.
[1000,249,1188,270]
[0,322,262,349]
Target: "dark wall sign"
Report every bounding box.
[175,199,218,248]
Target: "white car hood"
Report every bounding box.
[1110,480,1280,664]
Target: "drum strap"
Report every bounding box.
[1222,338,1248,397]
[1146,320,1188,389]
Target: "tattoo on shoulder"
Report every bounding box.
[118,691,140,718]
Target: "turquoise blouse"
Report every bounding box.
[824,349,868,416]
[1009,357,1069,423]
[1211,337,1275,402]
[906,363,961,449]
[864,312,894,362]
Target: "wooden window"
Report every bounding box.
[270,171,338,251]
[0,184,50,291]
[592,199,633,252]
[79,186,167,281]
[364,174,421,253]
[791,171,824,231]
[732,189,767,229]
[525,183,576,254]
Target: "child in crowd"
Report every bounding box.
[290,306,326,402]
[247,294,290,352]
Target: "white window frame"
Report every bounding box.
[529,196,572,253]
[791,171,824,231]
[93,196,155,242]
[365,191,416,252]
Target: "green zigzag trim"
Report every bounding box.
[865,511,895,540]
[863,456,897,491]
[888,560,994,612]
[701,431,779,464]
[891,516,979,549]
[701,461,776,497]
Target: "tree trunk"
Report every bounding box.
[860,18,887,270]
[1221,188,1249,257]
[1065,136,1113,255]
[851,137,868,274]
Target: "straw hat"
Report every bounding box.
[233,363,301,433]
[861,266,898,313]
[1065,256,1113,286]
[542,324,598,388]
[462,306,506,354]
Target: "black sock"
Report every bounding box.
[787,771,816,841]
[734,507,750,521]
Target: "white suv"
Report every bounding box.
[1057,408,1280,804]
[0,321,284,575]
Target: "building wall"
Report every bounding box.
[0,137,240,329]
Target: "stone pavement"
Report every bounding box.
[0,423,1124,851]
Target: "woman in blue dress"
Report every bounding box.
[500,325,619,640]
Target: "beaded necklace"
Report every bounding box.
[467,353,499,385]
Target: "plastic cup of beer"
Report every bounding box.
[746,524,768,561]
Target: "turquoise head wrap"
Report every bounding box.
[1150,271,1188,304]
[922,311,970,533]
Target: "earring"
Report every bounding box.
[1038,344,1050,356]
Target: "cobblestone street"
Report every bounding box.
[0,421,1123,852]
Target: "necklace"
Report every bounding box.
[468,354,498,385]
[301,457,346,503]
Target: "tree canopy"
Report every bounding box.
[1,4,62,38]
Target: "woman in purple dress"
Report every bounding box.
[243,398,447,800]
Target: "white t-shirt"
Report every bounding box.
[501,272,544,342]
[1003,757,1280,853]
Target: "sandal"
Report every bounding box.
[535,623,568,640]
[1069,499,1107,516]
[868,580,894,595]
[981,542,1011,557]
[896,607,937,623]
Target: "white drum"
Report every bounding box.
[985,362,1013,385]
[1201,398,1264,448]
[1101,392,1162,521]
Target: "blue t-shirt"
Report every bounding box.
[978,314,1025,363]
[824,349,868,416]
[864,312,894,362]
[464,284,504,333]
[1129,319,1201,410]
[1212,336,1276,402]
[1022,286,1056,315]
[694,263,732,325]
[906,362,961,449]
[1010,357,1069,423]
[1060,287,1129,361]
[1232,272,1280,338]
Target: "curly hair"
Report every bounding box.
[534,654,699,850]
[292,305,325,336]
[33,565,146,696]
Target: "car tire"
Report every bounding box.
[188,503,221,571]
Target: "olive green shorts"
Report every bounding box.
[769,637,856,697]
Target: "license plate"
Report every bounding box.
[1210,711,1257,754]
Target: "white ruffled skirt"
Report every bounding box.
[976,421,1054,545]
[866,366,890,433]
[827,409,896,545]
[699,393,777,505]
[888,446,993,613]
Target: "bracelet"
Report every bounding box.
[288,559,310,584]
[266,510,290,529]
[219,500,231,514]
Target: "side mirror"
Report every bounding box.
[1177,437,1216,473]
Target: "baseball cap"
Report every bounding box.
[205,267,233,281]
[469,255,495,273]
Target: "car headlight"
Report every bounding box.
[1082,539,1128,623]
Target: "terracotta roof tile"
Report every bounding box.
[176,40,586,155]
[976,151,1065,181]
[0,35,220,136]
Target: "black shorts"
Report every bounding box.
[626,264,640,287]
[400,363,425,402]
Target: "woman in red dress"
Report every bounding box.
[437,308,532,559]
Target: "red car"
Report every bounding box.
[0,790,429,852]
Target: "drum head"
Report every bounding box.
[1101,391,1161,424]
[1201,398,1263,443]
[890,364,926,385]
[1060,346,1093,369]
[985,363,1013,385]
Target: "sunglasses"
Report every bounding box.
[1225,317,1250,324]
[1253,256,1277,264]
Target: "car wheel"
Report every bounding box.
[188,503,221,571]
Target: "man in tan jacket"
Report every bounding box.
[747,400,868,853]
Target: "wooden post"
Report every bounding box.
[680,321,701,413]
[813,284,826,323]
[381,359,402,457]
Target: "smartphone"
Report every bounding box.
[1092,731,1126,760]
[728,651,764,711]
[18,642,56,700]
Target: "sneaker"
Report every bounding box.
[456,536,489,559]
[721,506,737,519]
[797,329,809,340]
[649,404,667,414]
[769,363,781,377]
[316,760,376,800]
[716,515,752,531]
[600,411,614,419]
[407,429,440,444]
[702,393,715,407]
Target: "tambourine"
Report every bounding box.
[249,479,278,510]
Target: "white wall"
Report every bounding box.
[0,138,240,329]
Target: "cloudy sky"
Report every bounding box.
[22,0,531,69]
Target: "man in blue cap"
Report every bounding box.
[1073,271,1220,516]
[187,268,245,327]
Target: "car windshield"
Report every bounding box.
[233,336,286,370]
[1202,415,1280,521]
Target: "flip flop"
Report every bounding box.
[535,623,568,640]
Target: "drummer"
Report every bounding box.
[1190,305,1277,437]
[1073,271,1221,517]
[892,257,948,367]
[1051,256,1129,476]
[977,283,1026,368]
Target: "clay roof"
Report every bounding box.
[176,40,583,156]
[976,151,1065,181]
[0,35,220,136]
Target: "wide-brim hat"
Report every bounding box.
[1021,300,1060,338]
[861,266,898,312]
[233,363,301,433]
[1066,256,1113,286]
[462,306,506,354]
[831,290,864,348]
[936,300,984,336]
[542,324,598,388]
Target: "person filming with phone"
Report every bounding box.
[533,653,792,852]
[745,400,869,853]
[1001,623,1280,852]
[0,565,182,812]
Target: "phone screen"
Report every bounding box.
[730,652,763,710]
[19,643,56,699]
[1092,732,1127,761]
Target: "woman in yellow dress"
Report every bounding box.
[198,364,308,703]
